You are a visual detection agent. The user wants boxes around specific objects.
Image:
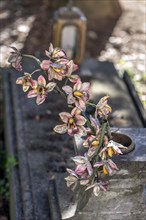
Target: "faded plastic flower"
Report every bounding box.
[65,60,79,83]
[89,115,100,135]
[54,107,87,136]
[65,168,79,190]
[41,60,68,81]
[45,43,67,60]
[83,135,99,148]
[107,140,126,157]
[99,140,126,159]
[72,154,93,176]
[27,75,56,105]
[96,96,112,118]
[62,79,90,111]
[8,47,22,71]
[83,135,100,157]
[16,73,33,92]
[94,159,119,176]
[86,181,108,196]
[65,168,89,189]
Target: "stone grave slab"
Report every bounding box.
[2,59,145,220]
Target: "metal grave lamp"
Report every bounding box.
[53,0,87,64]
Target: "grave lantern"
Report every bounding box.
[53,0,87,64]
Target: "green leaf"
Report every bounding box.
[76,186,92,212]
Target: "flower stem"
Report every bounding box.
[64,77,69,86]
[92,122,107,159]
[22,54,41,65]
[82,112,96,134]
[31,69,41,75]
[106,121,111,138]
[55,85,66,99]
[86,102,96,108]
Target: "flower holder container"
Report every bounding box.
[111,132,135,154]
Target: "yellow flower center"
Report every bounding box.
[69,117,74,124]
[68,117,75,129]
[36,86,44,95]
[103,166,108,175]
[108,147,114,157]
[73,91,83,97]
[53,67,62,73]
[91,140,99,147]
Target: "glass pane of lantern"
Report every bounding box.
[61,25,79,60]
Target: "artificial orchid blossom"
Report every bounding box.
[85,181,108,196]
[99,140,126,159]
[107,140,126,157]
[65,168,79,191]
[83,135,100,157]
[83,135,100,149]
[89,115,100,135]
[16,73,33,92]
[72,154,93,176]
[41,58,78,81]
[45,43,67,60]
[64,60,79,83]
[40,60,68,81]
[94,158,119,176]
[8,47,22,71]
[96,95,112,118]
[27,75,56,105]
[54,107,87,136]
[62,79,90,111]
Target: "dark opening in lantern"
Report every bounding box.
[53,1,87,64]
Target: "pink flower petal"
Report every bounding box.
[80,179,89,185]
[40,60,51,70]
[36,95,46,105]
[59,58,69,65]
[71,107,81,116]
[74,79,82,91]
[67,93,75,105]
[69,74,80,83]
[49,43,53,53]
[59,112,71,123]
[48,70,54,81]
[16,77,23,84]
[107,159,119,170]
[86,161,93,176]
[87,147,97,157]
[53,124,67,134]
[77,126,87,136]
[66,168,78,178]
[90,115,99,131]
[62,85,72,94]
[67,128,74,136]
[81,82,90,91]
[46,82,56,92]
[85,183,96,191]
[75,98,86,111]
[94,161,104,167]
[72,156,85,164]
[38,75,46,86]
[65,176,78,190]
[75,115,86,126]
[75,164,86,176]
[27,90,37,98]
[93,185,100,196]
[31,80,37,87]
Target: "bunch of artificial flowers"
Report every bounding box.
[8,43,126,197]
